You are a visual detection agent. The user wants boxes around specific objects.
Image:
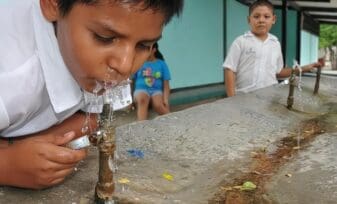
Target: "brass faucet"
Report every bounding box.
[287,68,296,110]
[92,102,116,203]
[87,81,131,203]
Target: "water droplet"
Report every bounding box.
[81,126,89,134]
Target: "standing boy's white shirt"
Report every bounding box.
[0,0,132,137]
[223,31,284,93]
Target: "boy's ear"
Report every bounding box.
[272,14,276,24]
[40,0,60,22]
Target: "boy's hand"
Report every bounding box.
[311,62,323,70]
[318,58,325,68]
[310,59,325,71]
[163,98,169,108]
[3,131,86,189]
[301,61,324,73]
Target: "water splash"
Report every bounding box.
[81,82,104,135]
[293,60,305,111]
[78,79,131,174]
[293,60,302,92]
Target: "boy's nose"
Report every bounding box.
[259,17,266,22]
[108,45,135,79]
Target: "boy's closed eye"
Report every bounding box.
[136,42,153,51]
[92,31,154,51]
[252,14,272,20]
[264,15,272,19]
[93,33,117,44]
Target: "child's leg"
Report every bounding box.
[134,91,150,120]
[151,94,169,115]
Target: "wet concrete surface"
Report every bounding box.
[0,76,336,204]
[266,132,337,204]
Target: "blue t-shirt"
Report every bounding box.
[133,59,171,91]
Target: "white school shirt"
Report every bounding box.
[223,31,284,93]
[0,0,132,137]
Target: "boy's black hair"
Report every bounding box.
[249,0,274,15]
[57,0,183,24]
[153,42,164,60]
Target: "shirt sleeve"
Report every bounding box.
[161,60,171,81]
[223,38,242,72]
[0,96,10,131]
[275,42,284,74]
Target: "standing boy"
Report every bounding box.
[223,0,323,97]
[0,0,183,189]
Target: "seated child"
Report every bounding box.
[132,43,171,120]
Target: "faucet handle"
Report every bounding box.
[89,130,103,146]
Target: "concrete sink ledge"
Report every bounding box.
[0,75,336,204]
[113,76,337,203]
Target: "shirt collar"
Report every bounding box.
[244,31,255,37]
[32,1,83,113]
[244,31,279,42]
[268,33,278,42]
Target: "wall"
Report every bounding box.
[225,0,249,52]
[159,0,224,89]
[300,30,319,65]
[159,0,318,94]
[270,9,298,67]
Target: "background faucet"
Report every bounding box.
[287,68,297,110]
[313,67,322,95]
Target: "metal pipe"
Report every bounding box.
[287,69,296,110]
[313,67,321,95]
[94,103,116,203]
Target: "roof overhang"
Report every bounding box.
[273,0,337,25]
[237,0,337,25]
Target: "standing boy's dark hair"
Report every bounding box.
[57,0,183,24]
[249,0,274,15]
[153,43,164,60]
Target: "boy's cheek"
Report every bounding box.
[132,58,149,74]
[131,68,141,76]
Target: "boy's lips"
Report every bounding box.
[256,26,267,31]
[97,80,119,89]
[94,77,131,92]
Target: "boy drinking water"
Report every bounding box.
[223,0,323,97]
[0,0,183,189]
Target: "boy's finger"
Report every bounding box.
[53,163,77,171]
[52,131,76,146]
[47,166,82,186]
[47,148,87,165]
[53,166,76,179]
[49,177,66,187]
